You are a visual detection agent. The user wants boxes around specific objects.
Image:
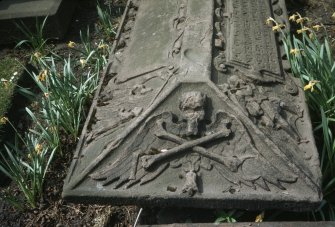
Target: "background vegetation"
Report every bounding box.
[0,56,23,129]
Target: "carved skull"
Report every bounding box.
[179,92,206,136]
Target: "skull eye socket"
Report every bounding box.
[193,106,203,111]
[182,106,203,112]
[182,108,204,118]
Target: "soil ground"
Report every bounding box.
[0,0,334,226]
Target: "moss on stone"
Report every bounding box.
[0,56,23,122]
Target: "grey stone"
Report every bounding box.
[0,0,78,44]
[63,0,322,211]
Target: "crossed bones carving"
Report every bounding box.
[140,119,247,173]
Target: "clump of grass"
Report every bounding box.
[267,13,335,220]
[214,210,238,223]
[0,56,23,127]
[15,17,50,66]
[68,27,109,70]
[0,54,100,209]
[15,17,49,54]
[31,56,100,140]
[97,2,118,40]
[0,119,56,209]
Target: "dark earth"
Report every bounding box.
[0,0,334,226]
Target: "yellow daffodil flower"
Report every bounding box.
[34,144,43,155]
[312,25,322,31]
[266,17,274,25]
[295,12,303,20]
[289,14,298,22]
[296,17,310,24]
[304,80,319,92]
[297,27,309,34]
[33,52,42,59]
[255,211,265,223]
[296,18,304,23]
[38,70,48,82]
[272,24,285,32]
[80,59,87,67]
[98,43,108,49]
[0,117,8,125]
[290,48,300,55]
[67,41,76,48]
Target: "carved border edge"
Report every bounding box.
[63,0,133,188]
[62,188,322,211]
[272,0,322,190]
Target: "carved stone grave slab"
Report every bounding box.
[63,0,322,210]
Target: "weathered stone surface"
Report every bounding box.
[0,0,77,44]
[63,0,322,210]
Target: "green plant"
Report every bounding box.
[28,56,99,139]
[268,14,335,220]
[78,27,109,69]
[0,1,115,212]
[0,1,117,213]
[97,3,117,39]
[0,56,23,123]
[0,37,100,211]
[26,107,60,152]
[312,109,335,220]
[0,120,56,209]
[214,210,237,223]
[79,27,95,59]
[15,17,49,55]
